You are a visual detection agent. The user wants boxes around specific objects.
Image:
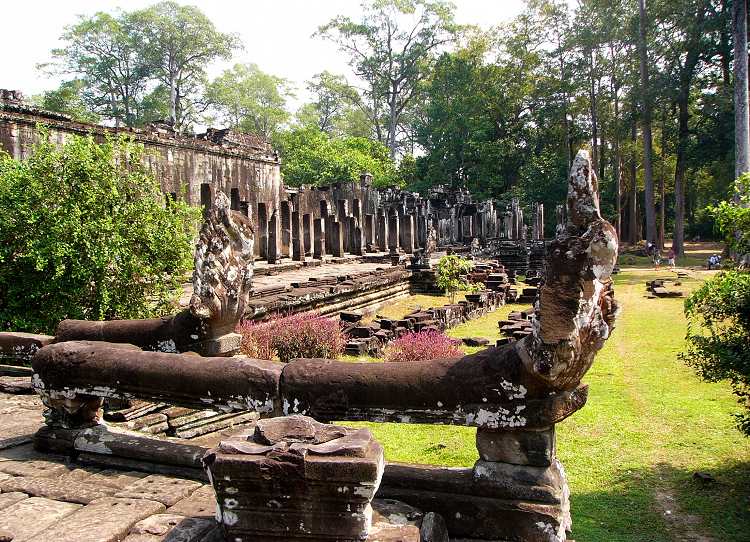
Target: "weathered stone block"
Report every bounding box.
[203,415,384,541]
[190,332,242,357]
[476,427,556,466]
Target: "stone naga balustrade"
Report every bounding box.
[30,150,618,542]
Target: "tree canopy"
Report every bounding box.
[0,133,198,333]
[33,0,750,233]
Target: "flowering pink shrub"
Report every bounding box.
[383,330,463,362]
[237,312,345,362]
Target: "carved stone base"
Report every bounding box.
[189,332,242,356]
[379,461,571,541]
[203,415,384,541]
[476,427,555,466]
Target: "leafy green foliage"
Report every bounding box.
[273,127,400,188]
[317,0,458,157]
[681,271,750,435]
[206,63,294,139]
[682,181,750,435]
[710,175,750,257]
[435,254,474,303]
[0,131,198,333]
[31,80,100,124]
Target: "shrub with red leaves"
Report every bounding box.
[236,312,345,362]
[383,330,463,362]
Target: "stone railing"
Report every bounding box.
[28,150,618,542]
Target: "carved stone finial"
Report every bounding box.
[190,191,254,352]
[521,149,619,390]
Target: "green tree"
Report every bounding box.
[298,71,363,136]
[44,11,148,127]
[130,1,240,130]
[0,132,198,333]
[318,0,458,158]
[207,63,294,139]
[31,80,100,123]
[435,254,473,303]
[682,178,750,435]
[273,126,399,188]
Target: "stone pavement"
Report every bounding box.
[0,392,224,542]
[0,391,425,542]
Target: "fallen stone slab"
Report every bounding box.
[115,474,203,506]
[0,496,82,541]
[0,457,70,478]
[0,491,28,511]
[167,484,216,518]
[461,337,490,347]
[0,474,117,504]
[0,332,54,364]
[25,497,166,542]
[0,376,32,394]
[122,513,220,542]
[419,511,449,542]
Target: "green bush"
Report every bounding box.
[682,178,750,435]
[435,254,474,303]
[0,130,198,333]
[681,271,750,435]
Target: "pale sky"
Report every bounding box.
[1,0,528,110]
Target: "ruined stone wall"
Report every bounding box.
[0,92,547,264]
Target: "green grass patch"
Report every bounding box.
[343,267,750,541]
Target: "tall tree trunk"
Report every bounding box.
[659,107,667,249]
[673,93,689,256]
[589,48,599,171]
[561,54,572,170]
[169,74,178,127]
[613,82,621,240]
[637,0,657,244]
[387,82,398,160]
[734,0,750,187]
[629,118,639,245]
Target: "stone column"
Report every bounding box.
[267,211,280,264]
[350,217,364,255]
[258,203,268,260]
[377,212,388,251]
[364,214,376,248]
[338,200,350,253]
[388,212,400,252]
[303,213,312,256]
[292,211,304,261]
[330,220,344,257]
[313,218,326,259]
[399,214,415,254]
[281,202,291,258]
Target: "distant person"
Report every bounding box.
[707,254,720,270]
[653,248,662,270]
[667,248,675,269]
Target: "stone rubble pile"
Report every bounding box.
[339,289,506,357]
[646,279,684,298]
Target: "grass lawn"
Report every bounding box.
[345,265,750,541]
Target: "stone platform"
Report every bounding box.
[0,391,424,542]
